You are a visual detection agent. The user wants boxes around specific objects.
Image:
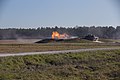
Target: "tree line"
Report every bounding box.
[0,26,120,39]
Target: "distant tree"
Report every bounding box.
[0,26,119,39]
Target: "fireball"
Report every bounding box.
[52,31,69,39]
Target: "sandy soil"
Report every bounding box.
[0,39,41,44]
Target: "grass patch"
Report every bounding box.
[0,43,120,53]
[0,50,120,80]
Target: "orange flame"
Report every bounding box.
[52,31,60,39]
[52,31,69,39]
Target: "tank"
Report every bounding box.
[84,34,99,41]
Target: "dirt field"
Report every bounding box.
[0,39,120,53]
[0,39,40,44]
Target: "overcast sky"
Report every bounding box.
[0,0,120,28]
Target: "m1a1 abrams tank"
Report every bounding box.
[84,34,99,41]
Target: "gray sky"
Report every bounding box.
[0,0,120,28]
